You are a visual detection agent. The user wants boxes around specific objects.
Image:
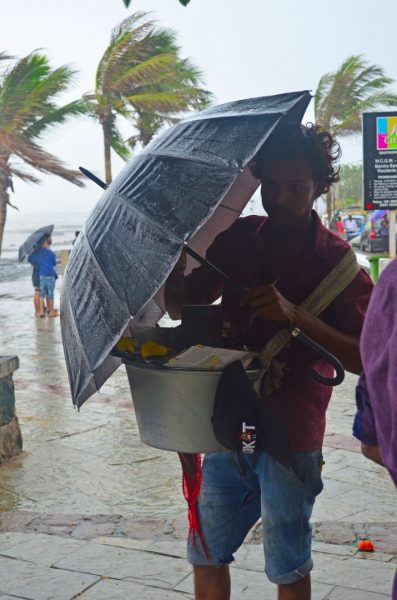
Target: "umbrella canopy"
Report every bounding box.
[61,91,312,407]
[18,225,54,262]
[370,209,388,222]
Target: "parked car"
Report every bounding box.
[329,212,367,240]
[359,219,390,253]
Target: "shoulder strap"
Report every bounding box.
[260,248,360,370]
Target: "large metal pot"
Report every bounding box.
[124,361,260,453]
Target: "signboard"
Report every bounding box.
[363,112,397,210]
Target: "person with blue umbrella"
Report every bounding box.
[27,232,59,317]
[18,224,54,317]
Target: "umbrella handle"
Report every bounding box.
[282,322,345,386]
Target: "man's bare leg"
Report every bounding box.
[34,290,41,315]
[278,574,311,600]
[38,297,45,317]
[47,298,59,317]
[194,565,230,600]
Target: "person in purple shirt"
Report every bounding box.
[353,257,397,599]
[28,235,59,317]
[166,124,373,600]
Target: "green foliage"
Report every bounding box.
[314,55,397,220]
[336,164,363,202]
[0,52,86,183]
[0,51,87,255]
[84,11,212,182]
[315,55,397,135]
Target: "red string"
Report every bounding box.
[179,453,210,560]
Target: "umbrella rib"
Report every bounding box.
[64,276,93,379]
[83,225,130,308]
[219,203,242,215]
[65,271,121,392]
[146,149,243,171]
[114,191,184,244]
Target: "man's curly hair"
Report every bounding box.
[250,123,341,196]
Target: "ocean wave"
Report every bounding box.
[0,259,31,283]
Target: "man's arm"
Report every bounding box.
[240,283,366,374]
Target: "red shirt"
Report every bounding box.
[185,212,373,451]
[336,220,344,235]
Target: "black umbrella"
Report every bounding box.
[61,91,312,407]
[18,225,54,262]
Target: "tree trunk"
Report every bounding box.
[0,176,9,258]
[102,121,112,185]
[326,188,333,225]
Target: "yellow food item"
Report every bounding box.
[116,337,135,354]
[140,340,169,358]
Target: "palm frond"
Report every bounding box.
[24,99,89,139]
[8,165,41,184]
[314,54,397,136]
[110,125,131,160]
[1,130,84,185]
[0,53,78,133]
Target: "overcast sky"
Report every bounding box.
[3,0,397,218]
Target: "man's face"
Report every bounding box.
[259,159,318,227]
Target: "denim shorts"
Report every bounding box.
[187,449,324,585]
[39,275,56,300]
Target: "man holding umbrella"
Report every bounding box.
[166,124,373,600]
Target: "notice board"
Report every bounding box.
[363,112,397,210]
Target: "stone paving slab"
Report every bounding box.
[0,554,99,600]
[311,551,396,595]
[78,578,193,599]
[53,542,192,589]
[0,532,87,566]
[324,589,389,600]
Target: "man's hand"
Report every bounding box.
[240,284,296,322]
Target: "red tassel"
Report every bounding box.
[179,452,210,560]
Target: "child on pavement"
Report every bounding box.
[28,235,59,317]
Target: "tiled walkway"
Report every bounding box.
[0,275,396,598]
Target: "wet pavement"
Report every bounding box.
[0,269,396,598]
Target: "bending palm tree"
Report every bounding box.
[0,52,87,256]
[314,55,397,219]
[83,12,212,184]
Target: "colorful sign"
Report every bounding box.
[377,116,397,150]
[363,112,397,210]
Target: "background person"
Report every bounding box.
[28,234,59,317]
[28,253,42,317]
[344,214,358,237]
[353,257,397,599]
[380,213,389,253]
[166,124,373,600]
[336,215,345,238]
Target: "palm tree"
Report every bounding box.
[0,52,87,256]
[83,12,212,184]
[314,55,397,219]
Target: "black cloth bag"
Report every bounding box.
[213,360,293,468]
